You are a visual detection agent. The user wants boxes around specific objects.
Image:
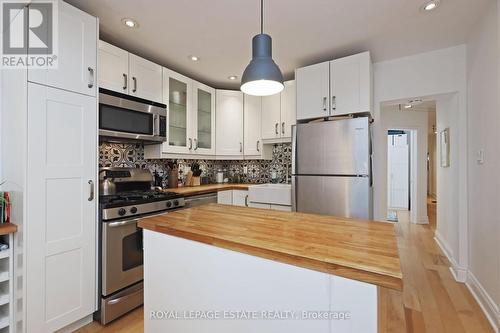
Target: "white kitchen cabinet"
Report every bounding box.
[296,53,372,120]
[193,82,216,155]
[262,80,296,142]
[98,40,129,93]
[163,68,193,154]
[280,80,296,139]
[27,83,97,332]
[217,190,233,205]
[216,90,244,157]
[232,190,249,207]
[296,61,330,120]
[28,1,97,97]
[244,94,262,157]
[330,52,372,116]
[261,93,281,140]
[129,54,163,103]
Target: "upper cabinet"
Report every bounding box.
[243,94,262,157]
[192,81,216,155]
[98,41,129,93]
[296,62,330,120]
[261,80,296,142]
[163,68,193,154]
[129,54,163,103]
[216,90,244,157]
[330,52,372,117]
[98,41,163,103]
[296,52,372,120]
[28,1,97,97]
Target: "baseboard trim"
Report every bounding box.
[466,271,500,333]
[416,215,429,225]
[434,231,467,282]
[54,314,93,333]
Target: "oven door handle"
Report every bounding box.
[107,219,140,228]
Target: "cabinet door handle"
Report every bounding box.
[275,123,279,135]
[189,138,193,150]
[240,142,243,153]
[88,180,94,201]
[194,138,198,150]
[87,67,94,88]
[282,122,285,135]
[123,73,128,90]
[245,195,248,207]
[332,96,336,111]
[323,97,327,111]
[132,77,137,93]
[257,140,260,152]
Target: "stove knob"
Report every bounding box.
[166,201,172,208]
[118,208,127,216]
[130,207,138,214]
[173,200,179,207]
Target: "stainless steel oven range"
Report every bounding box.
[96,167,185,324]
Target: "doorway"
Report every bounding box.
[387,130,413,221]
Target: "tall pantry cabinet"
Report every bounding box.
[2,2,99,333]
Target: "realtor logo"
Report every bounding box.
[1,0,58,68]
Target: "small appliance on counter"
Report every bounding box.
[96,167,185,325]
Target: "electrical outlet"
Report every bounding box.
[243,166,248,174]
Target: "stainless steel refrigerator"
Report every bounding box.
[291,117,372,219]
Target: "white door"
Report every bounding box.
[163,68,192,154]
[387,133,410,210]
[280,80,296,139]
[296,61,330,120]
[26,83,97,332]
[28,1,97,97]
[244,94,262,156]
[129,54,163,103]
[216,90,243,156]
[98,40,129,94]
[192,81,216,155]
[261,94,280,140]
[330,52,372,116]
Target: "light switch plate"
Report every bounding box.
[477,149,484,165]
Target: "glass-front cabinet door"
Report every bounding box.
[193,82,216,155]
[163,68,192,154]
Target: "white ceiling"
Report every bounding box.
[67,0,489,89]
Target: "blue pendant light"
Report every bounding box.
[241,0,284,96]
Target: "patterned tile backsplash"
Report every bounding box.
[99,142,292,187]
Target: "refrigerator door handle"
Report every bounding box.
[291,125,297,175]
[291,176,297,212]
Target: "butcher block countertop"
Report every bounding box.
[163,183,250,197]
[139,204,403,290]
[0,223,17,235]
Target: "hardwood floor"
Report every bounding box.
[77,210,494,333]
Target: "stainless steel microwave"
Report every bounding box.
[99,89,167,143]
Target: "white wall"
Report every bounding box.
[466,0,500,329]
[427,111,437,198]
[372,46,468,275]
[380,107,428,224]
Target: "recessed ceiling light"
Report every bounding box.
[228,75,238,81]
[121,18,139,28]
[421,0,440,12]
[189,55,199,62]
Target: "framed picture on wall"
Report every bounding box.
[440,128,450,167]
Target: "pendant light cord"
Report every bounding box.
[260,0,263,34]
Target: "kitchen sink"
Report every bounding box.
[248,183,292,206]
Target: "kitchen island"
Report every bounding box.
[139,204,402,333]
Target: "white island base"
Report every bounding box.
[143,230,377,333]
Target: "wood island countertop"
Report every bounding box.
[163,183,250,197]
[139,204,403,290]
